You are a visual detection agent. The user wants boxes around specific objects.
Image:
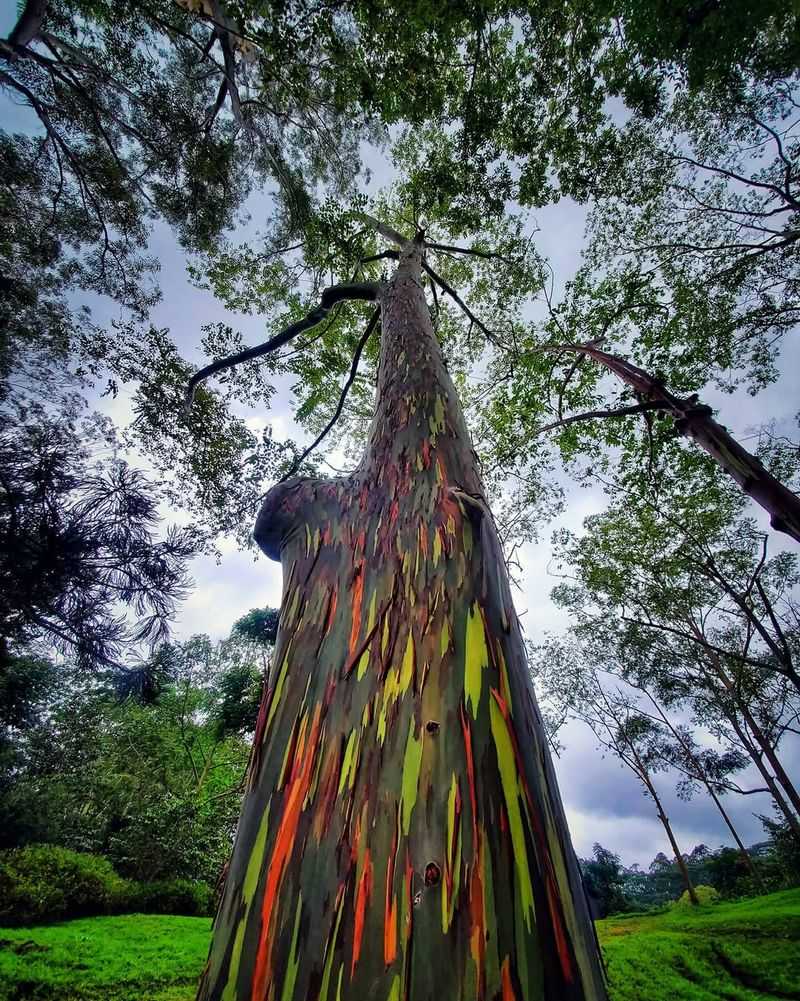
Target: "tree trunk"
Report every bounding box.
[703,657,800,824]
[197,237,607,1000]
[630,749,699,906]
[705,786,764,888]
[699,661,800,842]
[645,696,762,885]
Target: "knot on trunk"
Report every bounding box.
[254,477,318,560]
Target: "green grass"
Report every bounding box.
[0,913,211,1000]
[597,889,800,1000]
[0,890,798,1000]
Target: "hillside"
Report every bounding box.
[598,889,800,1001]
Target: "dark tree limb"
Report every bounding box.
[5,0,48,48]
[184,282,379,408]
[360,250,399,266]
[277,308,380,484]
[535,401,664,435]
[421,259,502,348]
[209,0,243,124]
[426,241,517,263]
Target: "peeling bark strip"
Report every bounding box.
[197,235,607,1000]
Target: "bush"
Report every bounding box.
[0,845,130,924]
[0,846,213,924]
[674,884,721,908]
[131,878,213,917]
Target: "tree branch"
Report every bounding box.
[184,282,379,407]
[358,212,407,247]
[276,308,379,483]
[421,259,502,347]
[535,401,664,435]
[5,0,48,48]
[426,241,517,263]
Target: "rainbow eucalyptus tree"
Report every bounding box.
[190,222,607,1001]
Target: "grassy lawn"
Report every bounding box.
[0,890,798,1000]
[0,914,211,1001]
[598,889,800,1001]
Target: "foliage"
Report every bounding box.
[579,843,633,918]
[761,813,800,886]
[129,879,212,918]
[673,884,720,908]
[0,621,277,884]
[0,845,212,926]
[0,403,197,669]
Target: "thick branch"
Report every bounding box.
[426,241,516,263]
[184,282,379,407]
[422,259,502,347]
[358,212,407,248]
[542,342,800,545]
[208,0,243,124]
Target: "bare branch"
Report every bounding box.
[358,212,407,248]
[535,401,664,436]
[421,259,503,348]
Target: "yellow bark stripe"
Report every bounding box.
[279,892,303,1001]
[490,696,535,931]
[220,807,270,1000]
[465,603,489,718]
[400,717,423,835]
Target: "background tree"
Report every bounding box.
[0,401,197,670]
[529,641,700,905]
[579,844,631,919]
[0,614,277,885]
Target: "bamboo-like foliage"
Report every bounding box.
[197,235,606,1000]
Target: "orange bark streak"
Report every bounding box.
[460,705,479,847]
[546,876,575,983]
[348,565,364,655]
[385,821,398,965]
[250,705,322,1001]
[490,688,575,983]
[352,849,373,977]
[501,957,517,1001]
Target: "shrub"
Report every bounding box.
[132,878,213,917]
[0,846,213,924]
[0,845,130,924]
[674,884,721,908]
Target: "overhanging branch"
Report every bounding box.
[422,260,502,348]
[184,282,379,408]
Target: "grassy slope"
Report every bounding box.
[0,890,797,1000]
[597,889,800,1001]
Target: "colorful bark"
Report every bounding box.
[197,236,607,1001]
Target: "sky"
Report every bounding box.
[2,7,799,869]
